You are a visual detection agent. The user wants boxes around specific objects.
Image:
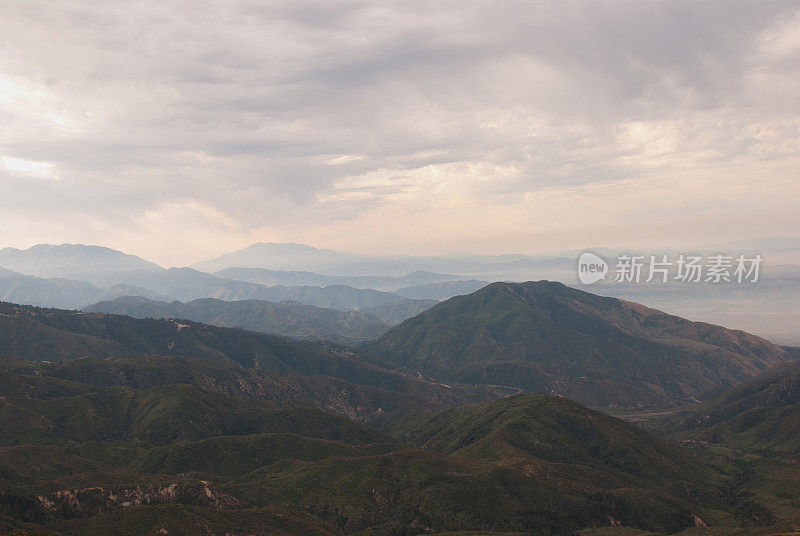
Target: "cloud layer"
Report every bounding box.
[1,0,799,265]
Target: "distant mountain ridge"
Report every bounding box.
[105,267,422,311]
[393,279,489,300]
[0,246,442,318]
[0,273,170,310]
[359,298,440,325]
[0,244,162,285]
[0,266,20,277]
[3,242,800,347]
[85,296,391,345]
[365,280,791,407]
[190,241,576,279]
[213,267,462,291]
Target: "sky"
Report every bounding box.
[1,0,799,267]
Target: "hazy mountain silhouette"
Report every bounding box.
[0,244,162,286]
[190,242,576,279]
[0,273,169,310]
[393,279,489,300]
[213,267,461,291]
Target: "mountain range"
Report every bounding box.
[190,242,579,280]
[212,267,465,291]
[0,301,508,425]
[3,242,800,346]
[1,273,799,534]
[0,372,721,535]
[0,245,461,321]
[191,238,800,276]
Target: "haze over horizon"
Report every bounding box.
[3,1,800,266]
[4,235,800,271]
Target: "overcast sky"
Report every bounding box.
[1,1,799,266]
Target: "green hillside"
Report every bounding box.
[0,298,793,535]
[0,302,505,425]
[0,384,388,447]
[387,394,707,488]
[0,356,739,535]
[228,449,697,535]
[365,281,789,407]
[38,354,504,425]
[669,363,800,455]
[226,390,722,536]
[84,296,392,345]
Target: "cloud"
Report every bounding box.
[0,0,798,264]
[1,156,58,179]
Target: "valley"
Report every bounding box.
[1,244,800,535]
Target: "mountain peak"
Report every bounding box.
[0,243,163,284]
[365,281,789,407]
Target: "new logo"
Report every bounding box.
[577,252,608,284]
